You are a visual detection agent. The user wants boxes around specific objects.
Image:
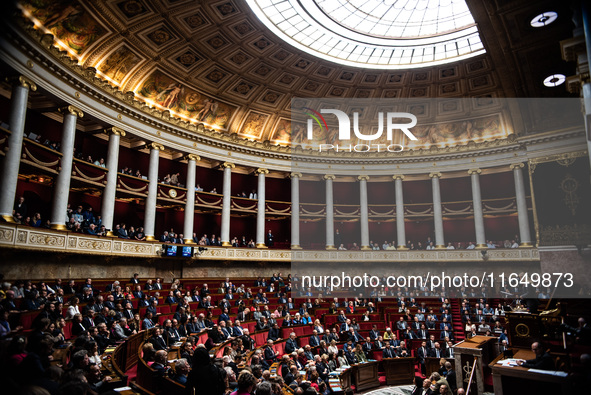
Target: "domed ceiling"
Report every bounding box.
[13,0,576,149]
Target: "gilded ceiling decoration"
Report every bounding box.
[14,0,576,151]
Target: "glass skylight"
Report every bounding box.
[246,0,485,69]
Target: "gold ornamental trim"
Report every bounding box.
[6,75,37,91]
[255,168,269,175]
[147,142,165,151]
[289,172,302,179]
[528,150,588,173]
[392,175,405,180]
[467,168,481,175]
[357,175,370,182]
[185,154,201,162]
[429,172,442,178]
[105,127,126,137]
[221,162,235,169]
[58,105,84,118]
[510,163,525,170]
[323,174,336,180]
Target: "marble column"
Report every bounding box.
[393,175,407,249]
[255,168,268,248]
[220,162,234,247]
[468,169,487,248]
[324,175,336,250]
[430,172,445,249]
[0,76,36,222]
[50,106,83,230]
[183,154,200,244]
[290,173,302,249]
[358,175,371,250]
[511,163,532,246]
[101,127,125,236]
[143,143,164,241]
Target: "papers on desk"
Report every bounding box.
[113,387,132,392]
[496,358,521,367]
[528,369,568,377]
[173,342,183,347]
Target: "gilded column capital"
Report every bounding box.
[221,162,235,169]
[147,142,165,151]
[186,154,201,162]
[105,127,126,137]
[58,105,84,118]
[289,172,302,179]
[6,75,37,91]
[357,175,370,181]
[468,168,481,175]
[323,174,336,180]
[510,163,525,170]
[255,168,269,175]
[429,172,442,178]
[392,175,405,180]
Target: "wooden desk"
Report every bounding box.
[489,348,572,395]
[382,357,416,385]
[351,361,380,392]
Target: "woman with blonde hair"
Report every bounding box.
[328,339,339,355]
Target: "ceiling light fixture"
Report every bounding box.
[530,12,558,27]
[543,74,565,87]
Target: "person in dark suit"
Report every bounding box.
[267,323,281,342]
[517,341,554,370]
[412,378,434,395]
[417,341,429,375]
[285,332,299,353]
[264,340,277,365]
[444,362,457,392]
[382,341,397,358]
[149,327,168,351]
[444,341,455,358]
[309,330,321,347]
[265,230,274,247]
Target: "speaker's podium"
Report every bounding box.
[453,336,498,395]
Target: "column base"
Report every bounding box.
[1,215,15,223]
[519,242,533,248]
[361,245,372,251]
[184,239,195,245]
[326,245,336,250]
[145,235,156,242]
[475,244,488,249]
[256,243,268,249]
[435,245,446,250]
[221,241,231,247]
[291,245,302,250]
[397,245,408,250]
[50,223,67,231]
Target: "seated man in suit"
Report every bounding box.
[347,327,363,344]
[398,340,410,357]
[309,330,321,347]
[517,341,554,370]
[382,341,397,358]
[149,327,168,351]
[267,323,281,342]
